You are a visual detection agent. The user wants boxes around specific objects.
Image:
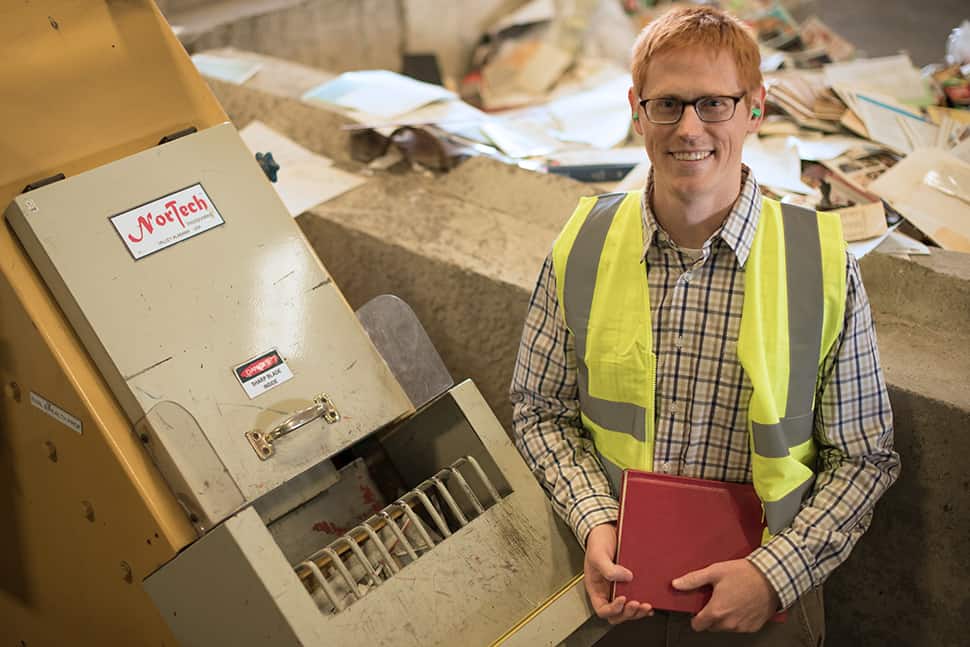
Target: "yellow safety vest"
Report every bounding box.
[551,191,846,536]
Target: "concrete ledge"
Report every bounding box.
[826,386,969,646]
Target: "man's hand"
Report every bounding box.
[584,523,654,625]
[672,559,779,633]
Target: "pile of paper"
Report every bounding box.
[189,1,970,260]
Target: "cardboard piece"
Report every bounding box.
[869,148,970,252]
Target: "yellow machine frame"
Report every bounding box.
[0,2,227,643]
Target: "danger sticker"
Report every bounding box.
[234,349,294,399]
[109,183,224,260]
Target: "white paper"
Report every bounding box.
[743,135,815,194]
[239,121,366,217]
[875,229,930,256]
[950,137,970,164]
[480,119,561,158]
[546,75,632,149]
[784,134,873,161]
[191,53,261,84]
[823,54,931,106]
[849,91,939,154]
[545,147,647,166]
[848,224,898,259]
[302,70,455,119]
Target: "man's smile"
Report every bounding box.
[670,150,714,161]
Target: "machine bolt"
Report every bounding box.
[6,381,22,403]
[81,500,95,522]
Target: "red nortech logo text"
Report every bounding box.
[127,194,209,243]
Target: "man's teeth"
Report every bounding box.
[672,151,711,161]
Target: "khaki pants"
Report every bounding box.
[595,587,825,647]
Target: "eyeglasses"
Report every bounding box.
[637,95,745,124]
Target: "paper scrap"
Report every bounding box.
[480,119,561,158]
[546,75,632,149]
[239,121,366,217]
[848,225,897,259]
[191,53,261,84]
[785,135,872,161]
[302,70,455,119]
[875,230,930,257]
[834,202,888,242]
[869,147,970,252]
[743,136,814,194]
[824,54,932,106]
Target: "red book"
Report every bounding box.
[612,470,768,615]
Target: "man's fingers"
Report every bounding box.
[607,600,650,625]
[672,564,717,591]
[594,595,627,619]
[691,605,716,632]
[589,553,633,583]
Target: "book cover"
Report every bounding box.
[612,470,765,615]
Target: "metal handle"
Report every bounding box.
[246,394,339,460]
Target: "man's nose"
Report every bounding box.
[675,104,705,138]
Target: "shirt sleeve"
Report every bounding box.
[509,255,618,547]
[747,253,901,609]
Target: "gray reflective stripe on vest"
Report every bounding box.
[753,202,825,534]
[562,192,644,493]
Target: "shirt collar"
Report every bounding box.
[640,165,761,267]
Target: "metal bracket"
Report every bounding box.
[246,394,339,460]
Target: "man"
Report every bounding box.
[510,6,899,644]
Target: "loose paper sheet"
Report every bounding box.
[239,121,366,217]
[823,55,932,106]
[744,136,814,194]
[191,53,261,84]
[869,147,970,252]
[302,70,455,119]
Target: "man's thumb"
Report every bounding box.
[671,566,714,591]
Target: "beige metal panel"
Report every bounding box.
[145,381,590,646]
[492,576,609,647]
[5,123,413,522]
[145,505,320,646]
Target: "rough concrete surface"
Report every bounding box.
[169,0,404,73]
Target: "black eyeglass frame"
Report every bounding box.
[637,94,746,125]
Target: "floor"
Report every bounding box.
[792,0,968,67]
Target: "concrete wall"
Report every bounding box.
[161,0,527,81]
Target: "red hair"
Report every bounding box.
[631,6,762,96]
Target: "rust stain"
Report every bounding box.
[312,520,350,534]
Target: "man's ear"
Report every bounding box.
[747,85,767,133]
[628,86,644,136]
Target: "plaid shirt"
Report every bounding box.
[509,168,900,609]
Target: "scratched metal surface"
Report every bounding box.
[145,382,589,646]
[5,123,412,521]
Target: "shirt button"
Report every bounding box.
[675,335,684,349]
[670,402,680,415]
[660,462,671,474]
[682,271,692,283]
